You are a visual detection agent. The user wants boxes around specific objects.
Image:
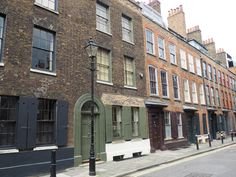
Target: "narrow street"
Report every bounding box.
[127,144,236,177]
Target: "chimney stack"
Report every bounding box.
[148,0,161,14]
[167,5,186,38]
[187,25,202,44]
[216,48,227,66]
[203,38,216,59]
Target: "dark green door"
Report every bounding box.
[187,113,200,144]
[81,102,100,161]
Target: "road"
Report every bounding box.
[127,145,236,177]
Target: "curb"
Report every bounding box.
[114,142,236,177]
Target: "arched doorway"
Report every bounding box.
[74,94,106,166]
[81,101,100,161]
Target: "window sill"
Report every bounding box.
[174,98,181,102]
[181,67,188,71]
[97,80,113,86]
[0,62,4,67]
[159,57,167,62]
[178,137,185,139]
[33,145,58,151]
[96,29,112,36]
[162,96,170,100]
[34,3,59,14]
[150,94,160,97]
[30,68,57,76]
[164,138,173,141]
[146,52,156,57]
[124,85,137,90]
[171,62,178,66]
[190,71,195,75]
[0,148,19,154]
[184,101,192,104]
[122,39,134,45]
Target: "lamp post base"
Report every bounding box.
[89,156,96,176]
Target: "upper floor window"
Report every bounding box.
[216,89,220,107]
[131,107,139,137]
[180,49,187,70]
[188,54,194,73]
[0,96,18,147]
[222,72,225,86]
[32,27,55,72]
[203,61,207,78]
[35,0,57,11]
[97,48,112,83]
[213,67,217,83]
[208,64,212,80]
[218,70,221,84]
[149,66,158,95]
[36,99,56,145]
[226,75,229,88]
[146,29,154,55]
[96,2,110,34]
[158,36,165,59]
[183,79,190,102]
[206,85,210,105]
[196,58,202,76]
[221,91,225,108]
[0,16,5,62]
[124,57,135,87]
[169,44,176,64]
[200,84,206,105]
[122,15,133,43]
[210,87,215,106]
[172,75,179,99]
[192,82,198,104]
[161,70,168,97]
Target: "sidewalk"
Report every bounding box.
[40,138,236,177]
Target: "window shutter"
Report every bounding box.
[171,112,178,139]
[27,98,38,149]
[194,113,200,135]
[17,97,28,150]
[57,100,68,146]
[122,106,132,141]
[139,107,148,139]
[202,114,208,134]
[182,113,187,138]
[105,105,112,143]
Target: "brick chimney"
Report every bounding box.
[148,0,161,14]
[187,25,202,44]
[167,5,187,38]
[203,38,216,59]
[216,48,227,66]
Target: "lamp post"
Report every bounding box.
[85,38,98,176]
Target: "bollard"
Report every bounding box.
[50,150,56,177]
[208,134,211,147]
[231,132,234,141]
[195,135,199,150]
[221,132,224,144]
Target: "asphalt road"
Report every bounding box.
[127,144,236,177]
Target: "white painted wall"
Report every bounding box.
[106,139,150,161]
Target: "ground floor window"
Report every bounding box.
[177,113,183,138]
[131,107,139,137]
[0,96,18,147]
[112,106,122,138]
[164,112,172,139]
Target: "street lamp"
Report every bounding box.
[85,38,98,176]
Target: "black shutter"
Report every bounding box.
[27,98,38,149]
[171,112,178,139]
[17,97,28,150]
[202,114,208,134]
[57,100,68,146]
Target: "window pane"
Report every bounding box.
[35,0,56,10]
[146,30,154,54]
[97,49,111,82]
[161,71,168,97]
[124,57,135,86]
[96,3,110,33]
[112,106,122,138]
[132,107,139,137]
[122,16,133,42]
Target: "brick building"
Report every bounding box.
[140,0,236,152]
[0,0,149,176]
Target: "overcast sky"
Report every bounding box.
[139,0,236,60]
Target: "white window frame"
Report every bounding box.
[158,36,165,59]
[169,44,176,65]
[112,106,122,139]
[196,58,202,76]
[122,15,133,43]
[172,75,179,99]
[200,84,206,105]
[206,85,210,105]
[203,62,207,78]
[213,67,217,83]
[149,66,159,96]
[216,89,220,106]
[35,0,57,11]
[192,82,198,104]
[131,107,139,137]
[164,112,172,140]
[184,79,191,103]
[124,57,136,87]
[146,29,155,55]
[161,70,169,98]
[180,49,187,70]
[177,113,183,138]
[96,2,110,34]
[208,64,212,80]
[188,54,195,73]
[211,87,215,106]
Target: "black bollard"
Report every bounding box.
[195,135,199,150]
[221,133,224,144]
[208,134,211,147]
[50,150,56,177]
[231,132,234,141]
